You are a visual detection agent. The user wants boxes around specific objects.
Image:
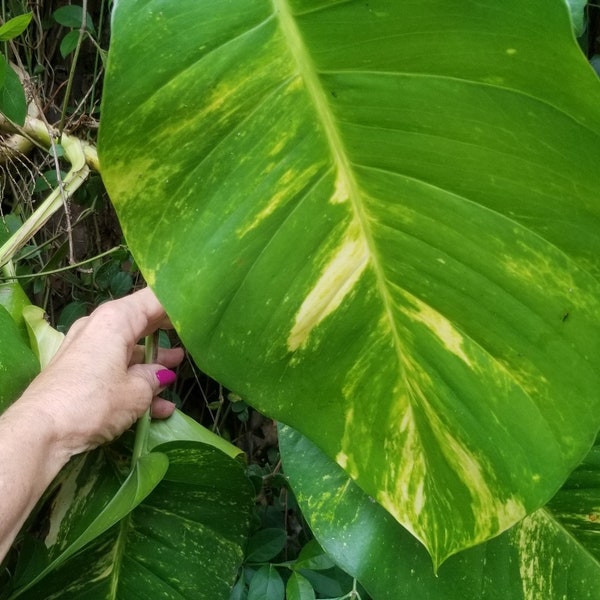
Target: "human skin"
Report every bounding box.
[0,287,184,561]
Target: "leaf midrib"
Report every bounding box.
[108,513,130,599]
[272,0,405,367]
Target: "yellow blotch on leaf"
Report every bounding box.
[288,222,369,351]
[404,297,473,368]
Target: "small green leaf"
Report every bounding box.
[299,569,348,599]
[0,60,25,124]
[32,169,68,192]
[94,259,119,290]
[0,52,6,89]
[59,29,81,58]
[294,540,335,571]
[246,528,287,563]
[248,565,284,600]
[52,143,65,158]
[0,13,32,42]
[109,270,133,297]
[565,0,587,36]
[52,5,95,34]
[57,301,87,333]
[230,575,248,600]
[287,572,316,600]
[158,329,171,348]
[0,213,22,240]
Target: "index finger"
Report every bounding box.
[84,287,174,347]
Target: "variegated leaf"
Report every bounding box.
[9,441,253,599]
[280,424,600,599]
[99,0,600,564]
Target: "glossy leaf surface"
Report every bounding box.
[0,61,26,124]
[147,407,244,460]
[100,0,600,564]
[280,425,600,600]
[287,572,316,600]
[0,281,30,343]
[565,0,587,35]
[10,450,169,596]
[10,441,254,599]
[0,304,38,411]
[247,565,285,600]
[0,13,32,42]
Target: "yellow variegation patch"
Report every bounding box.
[288,220,369,351]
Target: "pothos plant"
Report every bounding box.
[1,0,600,598]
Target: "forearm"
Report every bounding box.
[0,288,181,562]
[0,400,70,561]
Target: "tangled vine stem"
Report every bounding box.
[0,115,99,270]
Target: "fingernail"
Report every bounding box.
[156,369,177,387]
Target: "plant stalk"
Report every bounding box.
[58,0,89,135]
[0,118,97,269]
[131,331,159,466]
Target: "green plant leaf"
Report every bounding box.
[0,61,26,124]
[280,424,600,600]
[52,5,95,35]
[245,528,287,563]
[0,13,32,42]
[294,540,335,572]
[297,569,349,599]
[59,30,81,58]
[0,280,31,343]
[147,407,244,460]
[0,304,38,411]
[10,441,254,599]
[230,575,248,600]
[565,0,587,36]
[57,301,87,333]
[286,572,315,600]
[247,565,284,600]
[0,52,6,89]
[22,305,64,369]
[9,449,169,596]
[99,0,600,565]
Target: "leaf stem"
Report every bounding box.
[0,120,95,269]
[3,245,127,278]
[131,331,159,466]
[58,0,88,135]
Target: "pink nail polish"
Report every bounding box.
[156,369,177,387]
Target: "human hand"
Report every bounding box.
[17,287,184,457]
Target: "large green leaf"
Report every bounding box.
[99,0,600,564]
[0,303,39,411]
[0,281,30,344]
[9,449,169,597]
[280,425,600,599]
[9,441,254,599]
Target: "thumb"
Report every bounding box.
[154,367,178,391]
[128,364,178,397]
